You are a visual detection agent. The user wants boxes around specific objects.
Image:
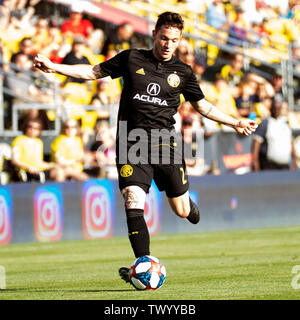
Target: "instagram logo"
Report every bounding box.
[82,180,115,239]
[144,183,162,235]
[34,186,63,242]
[0,188,12,246]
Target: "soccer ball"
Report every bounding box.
[129,255,166,290]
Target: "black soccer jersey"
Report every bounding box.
[100,49,205,135]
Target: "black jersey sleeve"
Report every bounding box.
[99,49,130,79]
[181,68,205,102]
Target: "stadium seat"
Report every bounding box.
[54,74,67,84]
[85,53,105,66]
[81,110,99,131]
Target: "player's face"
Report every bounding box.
[152,25,181,61]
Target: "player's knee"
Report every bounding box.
[122,186,146,210]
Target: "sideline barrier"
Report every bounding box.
[0,171,300,245]
[204,132,253,173]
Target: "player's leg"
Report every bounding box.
[116,160,153,287]
[168,190,190,218]
[168,190,200,224]
[154,163,200,224]
[119,185,149,287]
[121,185,150,258]
[117,161,154,258]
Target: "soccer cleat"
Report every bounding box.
[119,267,131,283]
[119,267,143,290]
[186,197,200,224]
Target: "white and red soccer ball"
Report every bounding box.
[129,255,166,290]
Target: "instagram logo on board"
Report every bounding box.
[34,186,63,242]
[82,180,115,239]
[0,188,12,245]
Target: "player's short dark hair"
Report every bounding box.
[155,12,184,33]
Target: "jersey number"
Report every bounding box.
[180,167,187,185]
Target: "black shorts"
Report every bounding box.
[116,161,189,198]
[116,134,190,197]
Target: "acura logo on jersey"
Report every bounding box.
[147,83,160,96]
[133,82,168,106]
[133,94,168,106]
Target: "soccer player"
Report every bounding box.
[34,12,258,288]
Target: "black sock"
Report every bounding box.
[187,197,200,224]
[126,208,150,258]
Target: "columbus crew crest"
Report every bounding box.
[120,164,133,177]
[167,73,180,88]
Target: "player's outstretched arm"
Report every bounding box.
[33,54,108,80]
[191,98,258,136]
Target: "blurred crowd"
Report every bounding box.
[0,0,300,185]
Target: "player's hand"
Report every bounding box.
[234,119,258,136]
[33,54,55,73]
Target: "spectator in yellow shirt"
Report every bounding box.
[203,77,240,119]
[50,119,89,182]
[219,53,245,96]
[11,118,55,182]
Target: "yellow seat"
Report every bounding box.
[46,110,56,121]
[81,111,99,131]
[86,53,105,65]
[54,74,67,83]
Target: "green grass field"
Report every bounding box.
[0,225,300,300]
